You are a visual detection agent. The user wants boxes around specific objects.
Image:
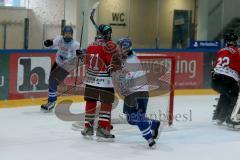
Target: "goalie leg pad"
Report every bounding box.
[211,74,239,121]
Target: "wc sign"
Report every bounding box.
[17,57,51,93]
[110,12,127,26]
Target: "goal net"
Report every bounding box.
[110,54,175,126]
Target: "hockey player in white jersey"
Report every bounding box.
[111,37,161,148]
[41,26,83,112]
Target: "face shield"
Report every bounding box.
[63,32,73,43]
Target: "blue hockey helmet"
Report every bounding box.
[63,26,73,43]
[117,37,132,52]
[63,26,73,34]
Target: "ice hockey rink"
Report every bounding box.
[1,95,240,160]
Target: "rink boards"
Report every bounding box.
[0,49,218,108]
[0,89,218,108]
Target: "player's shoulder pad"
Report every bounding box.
[86,44,95,52]
[87,42,97,47]
[220,47,237,54]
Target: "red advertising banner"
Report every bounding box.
[9,53,56,99]
[171,52,203,89]
[138,52,204,89]
[7,51,203,100]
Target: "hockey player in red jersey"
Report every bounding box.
[81,24,116,139]
[212,32,240,129]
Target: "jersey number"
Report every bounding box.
[216,57,230,67]
[89,54,99,70]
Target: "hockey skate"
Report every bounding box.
[226,117,240,130]
[212,107,225,125]
[41,101,56,112]
[148,138,156,149]
[72,121,84,131]
[213,119,225,126]
[96,126,115,142]
[81,126,94,138]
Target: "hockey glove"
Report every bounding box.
[76,49,85,64]
[76,49,84,56]
[110,54,123,72]
[44,39,53,47]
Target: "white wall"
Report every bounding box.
[76,0,100,49]
[0,7,27,49]
[27,0,65,48]
[98,0,195,48]
[0,0,80,49]
[0,0,197,49]
[98,0,130,42]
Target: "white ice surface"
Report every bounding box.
[1,95,240,160]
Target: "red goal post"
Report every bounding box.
[137,54,176,126]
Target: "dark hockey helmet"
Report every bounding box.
[63,26,73,43]
[98,24,112,40]
[224,32,238,47]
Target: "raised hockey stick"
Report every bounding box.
[60,2,100,96]
[72,1,102,89]
[57,3,100,97]
[90,2,100,32]
[90,1,118,56]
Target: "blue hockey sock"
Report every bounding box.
[150,120,160,130]
[48,74,58,102]
[48,88,57,102]
[127,112,153,140]
[137,120,153,140]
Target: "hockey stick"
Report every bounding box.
[54,3,100,98]
[60,2,100,96]
[74,11,85,86]
[71,1,101,89]
[80,11,85,49]
[90,2,100,32]
[90,1,118,55]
